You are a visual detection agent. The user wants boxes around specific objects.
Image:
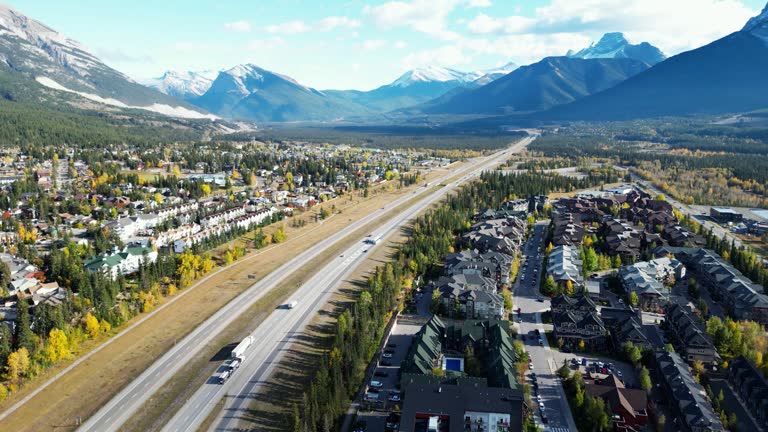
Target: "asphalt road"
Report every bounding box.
[512,221,578,432]
[78,134,537,432]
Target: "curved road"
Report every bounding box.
[78,135,537,432]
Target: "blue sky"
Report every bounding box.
[7,0,767,90]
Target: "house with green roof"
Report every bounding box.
[84,245,158,279]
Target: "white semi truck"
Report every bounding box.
[231,335,254,360]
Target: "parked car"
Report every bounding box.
[374,370,389,377]
[538,401,545,410]
[382,353,393,359]
[353,421,367,432]
[381,360,392,366]
[370,380,384,388]
[388,394,401,402]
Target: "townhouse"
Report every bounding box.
[551,293,607,350]
[665,303,719,366]
[546,245,584,288]
[655,351,725,432]
[728,356,768,430]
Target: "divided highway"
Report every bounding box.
[78,134,537,432]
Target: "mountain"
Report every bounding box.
[416,56,650,115]
[567,32,667,65]
[145,70,218,100]
[192,64,370,122]
[0,4,212,119]
[324,66,492,113]
[473,62,519,86]
[323,64,518,113]
[544,4,768,120]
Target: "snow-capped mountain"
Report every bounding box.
[192,64,368,122]
[545,3,768,120]
[391,66,483,88]
[474,62,519,86]
[0,4,212,119]
[145,70,219,100]
[567,32,666,65]
[743,2,768,41]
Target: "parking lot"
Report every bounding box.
[354,314,426,432]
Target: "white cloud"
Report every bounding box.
[359,39,388,51]
[364,0,462,40]
[265,20,311,34]
[467,14,535,34]
[460,33,592,65]
[318,16,361,31]
[223,20,252,33]
[173,42,214,52]
[394,40,408,49]
[466,0,492,7]
[466,0,758,55]
[402,44,471,69]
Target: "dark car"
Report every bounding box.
[374,370,389,377]
[353,421,367,432]
[381,360,392,366]
[534,329,540,336]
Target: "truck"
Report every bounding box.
[231,336,254,360]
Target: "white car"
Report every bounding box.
[538,401,545,410]
[536,395,543,402]
[382,353,393,359]
[528,362,534,370]
[388,394,401,402]
[370,381,384,388]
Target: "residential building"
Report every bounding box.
[655,351,725,432]
[551,294,607,349]
[601,307,652,350]
[546,245,584,288]
[681,248,768,325]
[619,257,685,312]
[665,304,719,366]
[585,375,649,431]
[728,356,768,429]
[84,246,158,279]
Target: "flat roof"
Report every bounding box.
[711,207,740,214]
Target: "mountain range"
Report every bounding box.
[544,3,768,120]
[566,32,667,65]
[3,1,768,125]
[0,4,213,119]
[149,63,518,122]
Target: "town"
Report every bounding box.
[349,180,768,432]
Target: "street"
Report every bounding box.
[512,221,578,432]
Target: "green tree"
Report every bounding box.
[557,361,571,379]
[628,291,639,307]
[14,300,36,352]
[638,366,652,391]
[543,275,558,296]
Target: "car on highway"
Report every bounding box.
[370,380,384,388]
[286,300,298,309]
[382,353,393,359]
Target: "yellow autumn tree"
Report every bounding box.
[83,313,100,339]
[4,348,30,381]
[42,328,70,364]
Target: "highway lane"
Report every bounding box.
[170,135,537,432]
[78,134,537,432]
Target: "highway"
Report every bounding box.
[78,134,537,432]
